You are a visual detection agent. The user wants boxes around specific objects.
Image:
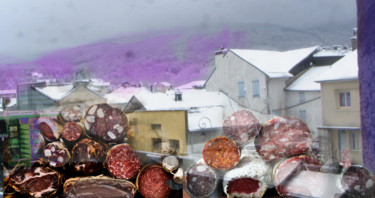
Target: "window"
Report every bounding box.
[151,123,161,130]
[351,131,359,150]
[339,91,351,107]
[272,110,280,116]
[252,80,260,97]
[299,110,307,122]
[238,81,245,98]
[299,92,305,103]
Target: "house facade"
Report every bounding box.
[316,50,362,164]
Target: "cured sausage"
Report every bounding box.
[223,110,261,144]
[202,136,240,170]
[61,121,84,142]
[223,155,270,198]
[255,116,312,161]
[43,141,71,168]
[37,117,63,141]
[106,144,142,179]
[340,165,374,197]
[184,164,217,198]
[136,165,172,198]
[64,175,136,198]
[71,138,106,175]
[58,104,86,124]
[83,104,128,143]
[5,165,62,198]
[273,155,325,197]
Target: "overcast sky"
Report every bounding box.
[0,0,357,61]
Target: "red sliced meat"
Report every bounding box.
[62,121,84,142]
[106,144,142,179]
[202,136,240,170]
[223,110,261,144]
[137,165,172,198]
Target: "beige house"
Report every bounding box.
[316,50,362,164]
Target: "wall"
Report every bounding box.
[268,78,288,115]
[126,110,188,155]
[205,51,269,114]
[331,129,363,165]
[59,85,106,106]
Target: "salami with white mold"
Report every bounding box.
[37,117,63,141]
[61,121,84,142]
[59,103,86,124]
[106,143,142,179]
[340,165,374,197]
[223,110,261,144]
[43,141,71,168]
[71,138,107,175]
[83,103,128,143]
[184,164,217,198]
[255,116,312,161]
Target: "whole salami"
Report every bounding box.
[202,136,240,170]
[5,165,62,198]
[71,138,107,175]
[223,110,261,144]
[58,103,86,124]
[340,165,374,197]
[64,175,137,198]
[37,117,63,141]
[106,143,142,179]
[255,116,312,161]
[43,141,71,168]
[184,164,217,198]
[273,155,325,197]
[136,164,172,198]
[61,121,84,142]
[83,103,128,143]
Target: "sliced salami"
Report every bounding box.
[62,121,84,142]
[184,164,217,198]
[106,144,142,179]
[6,165,62,198]
[223,156,270,198]
[255,116,312,161]
[71,138,107,175]
[43,141,71,168]
[64,175,136,198]
[202,136,240,170]
[37,117,63,141]
[273,155,325,198]
[136,164,172,198]
[83,103,128,143]
[59,103,86,124]
[340,165,374,197]
[223,110,261,144]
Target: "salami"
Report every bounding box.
[223,156,270,198]
[273,155,325,197]
[37,117,63,141]
[83,103,128,143]
[106,144,142,179]
[58,104,86,124]
[71,138,106,175]
[255,116,312,161]
[223,110,261,144]
[43,141,71,168]
[340,165,374,197]
[136,165,172,198]
[5,165,62,198]
[64,175,136,198]
[61,121,84,142]
[202,136,240,170]
[184,164,217,198]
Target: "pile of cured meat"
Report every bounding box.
[3,103,183,198]
[3,106,375,198]
[185,110,375,198]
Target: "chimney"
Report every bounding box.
[174,90,182,101]
[351,28,357,51]
[73,80,89,88]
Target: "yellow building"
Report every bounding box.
[126,110,188,155]
[317,50,362,164]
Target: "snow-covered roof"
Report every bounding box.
[230,46,318,78]
[315,50,358,82]
[313,46,350,57]
[153,82,172,86]
[285,66,331,91]
[176,80,206,90]
[105,87,150,104]
[90,78,110,86]
[0,90,16,95]
[0,98,17,111]
[35,84,74,101]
